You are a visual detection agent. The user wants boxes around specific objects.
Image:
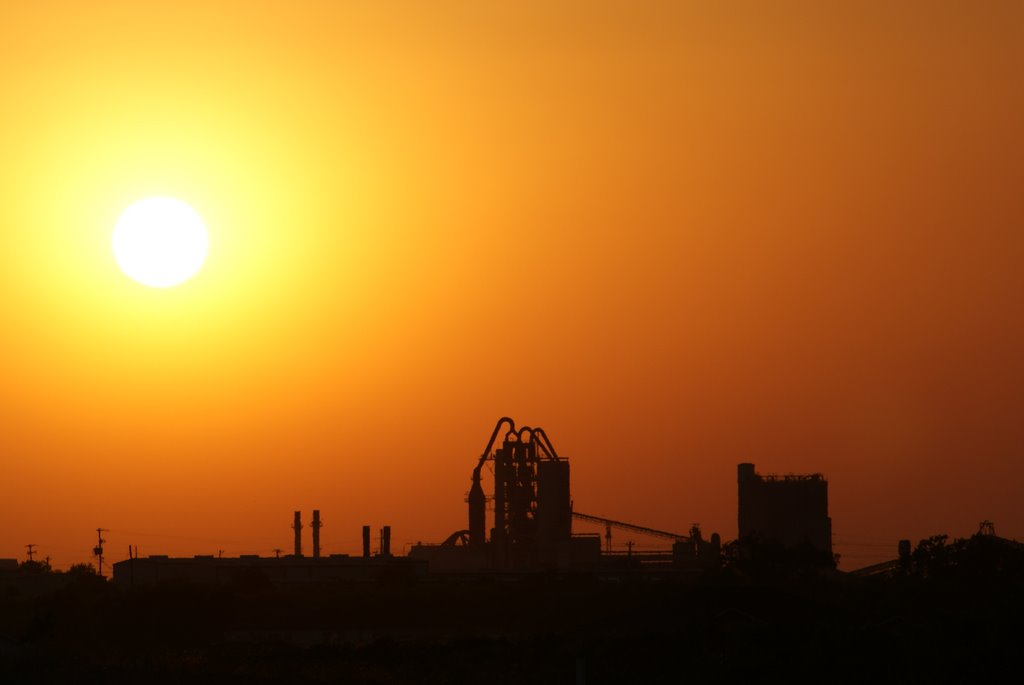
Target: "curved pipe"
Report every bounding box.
[532,427,560,461]
[508,425,561,461]
[511,425,560,461]
[472,416,516,481]
[440,530,471,547]
[517,426,551,460]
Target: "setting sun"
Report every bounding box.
[112,197,208,288]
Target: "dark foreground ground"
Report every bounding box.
[2,538,1021,684]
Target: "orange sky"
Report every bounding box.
[1,1,1022,570]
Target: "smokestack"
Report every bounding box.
[312,510,322,559]
[362,525,371,558]
[293,511,303,557]
[382,525,392,557]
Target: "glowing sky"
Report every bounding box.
[1,1,1022,569]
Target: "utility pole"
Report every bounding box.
[25,543,36,562]
[94,528,108,577]
[128,546,136,590]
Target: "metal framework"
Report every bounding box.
[572,512,690,542]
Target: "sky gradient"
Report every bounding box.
[2,1,1022,569]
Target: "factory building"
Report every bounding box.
[111,520,424,586]
[737,463,831,555]
[112,553,426,586]
[110,418,724,582]
[410,417,719,573]
[411,417,601,572]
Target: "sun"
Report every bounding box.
[112,197,209,288]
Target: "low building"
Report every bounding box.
[111,554,427,586]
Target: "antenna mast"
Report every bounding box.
[93,528,108,576]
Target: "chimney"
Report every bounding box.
[293,511,303,557]
[362,525,371,558]
[382,525,392,557]
[312,510,322,559]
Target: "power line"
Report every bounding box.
[834,542,898,548]
[106,528,279,546]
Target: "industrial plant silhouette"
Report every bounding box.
[101,417,818,584]
[2,417,1022,683]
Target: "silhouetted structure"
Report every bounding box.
[312,510,322,559]
[95,419,731,583]
[849,520,1023,577]
[111,553,426,585]
[109,518,425,586]
[737,463,831,555]
[292,511,302,557]
[411,417,719,572]
[93,528,107,577]
[571,512,720,567]
[412,417,598,571]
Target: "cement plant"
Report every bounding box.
[2,417,1021,684]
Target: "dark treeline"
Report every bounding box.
[1,532,1021,683]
